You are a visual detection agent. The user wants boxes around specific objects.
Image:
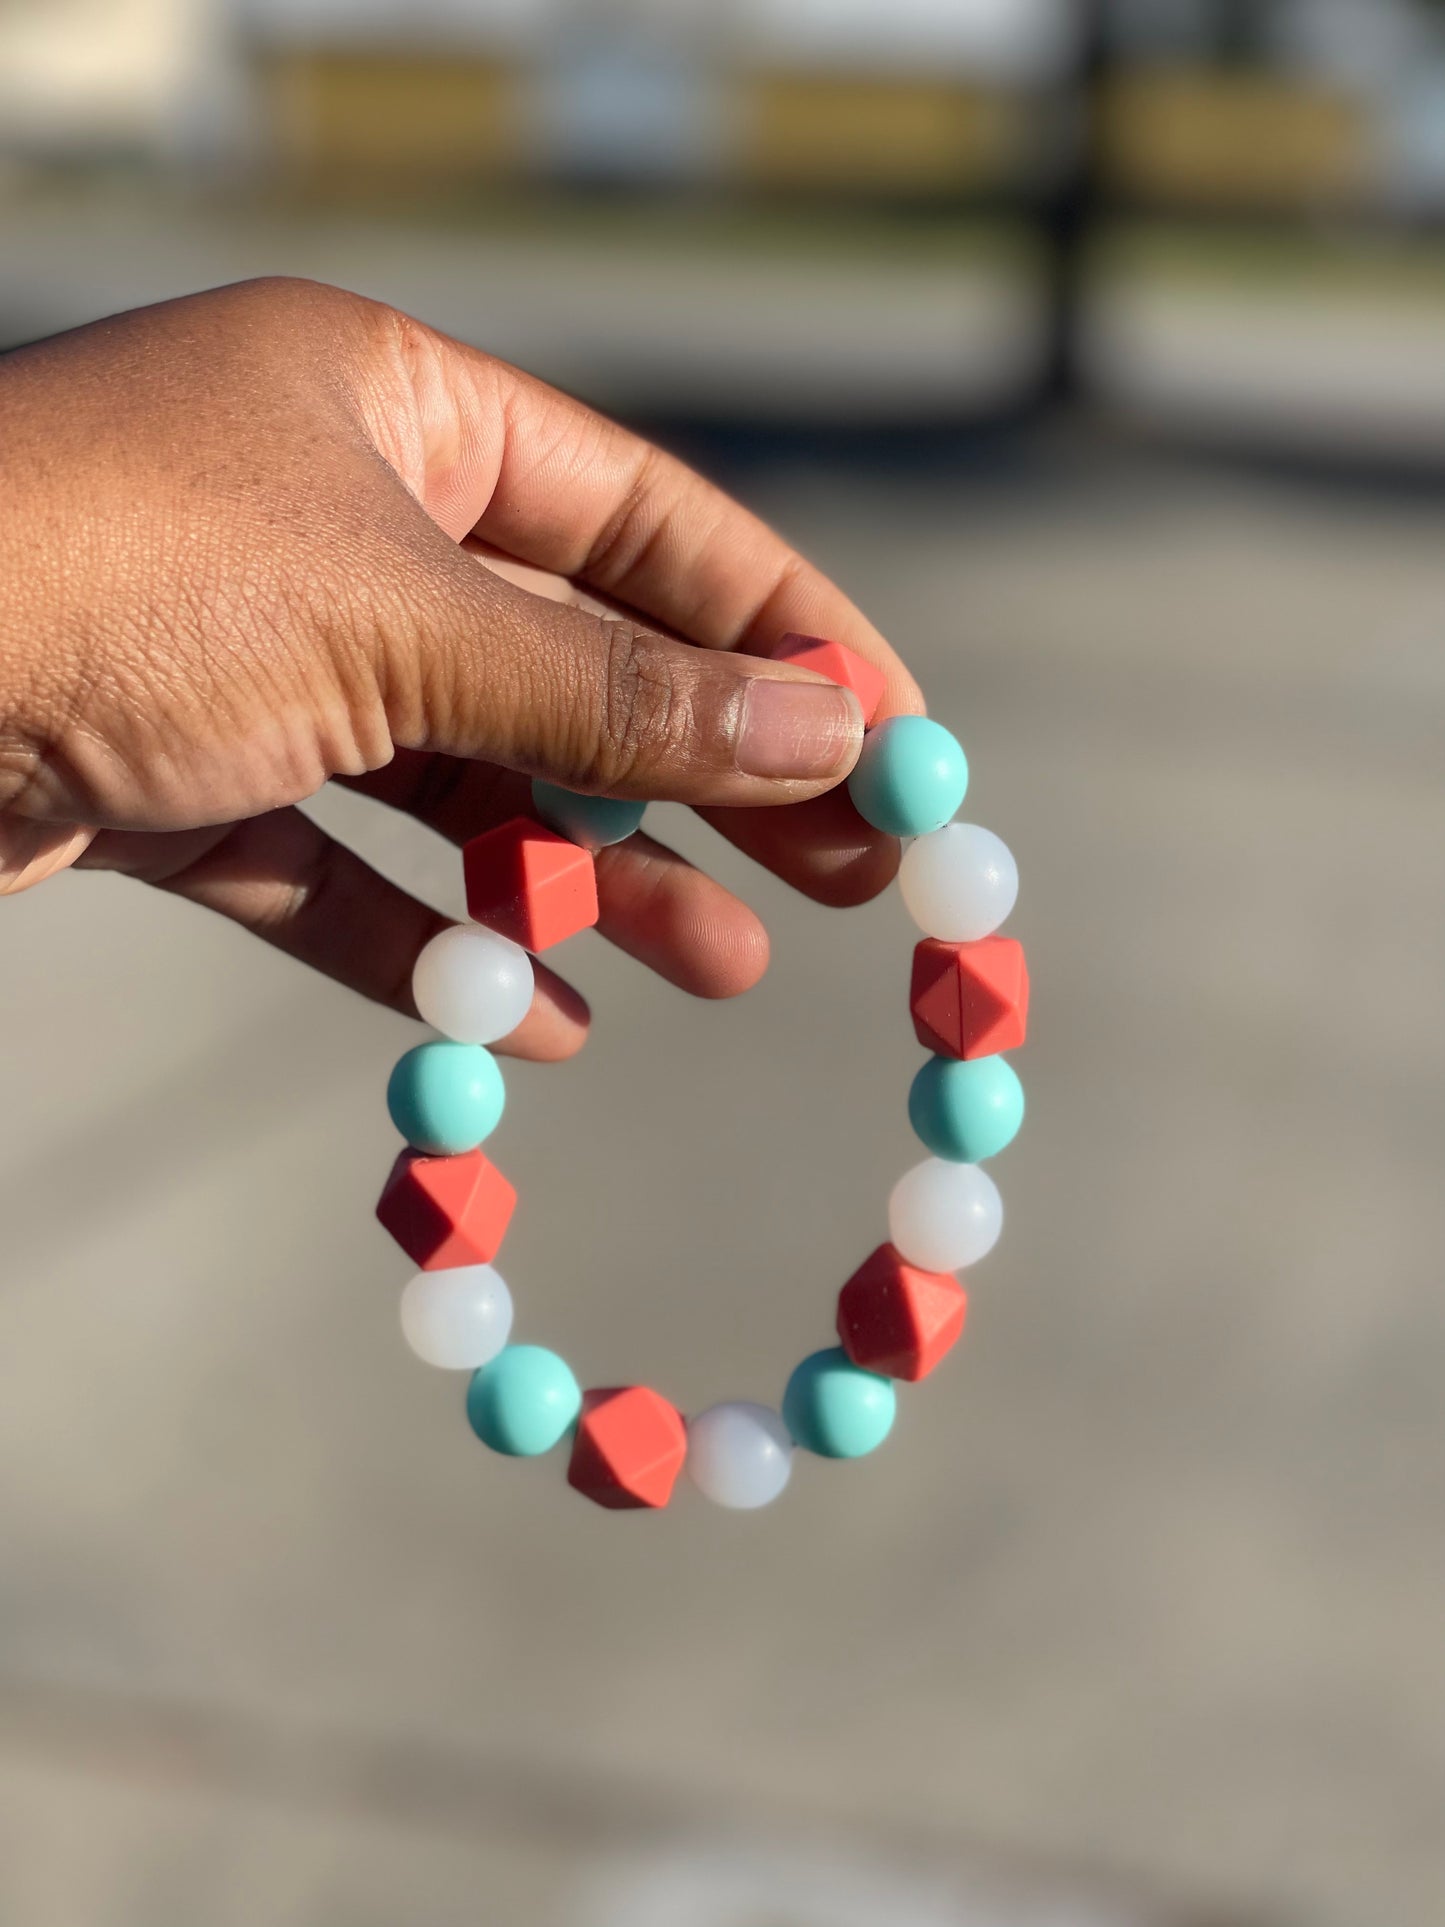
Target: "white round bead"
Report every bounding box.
[412,924,534,1045]
[400,1265,514,1370]
[899,823,1018,942]
[888,1159,1003,1273]
[686,1402,794,1510]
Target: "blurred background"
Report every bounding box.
[2,2,1444,1925]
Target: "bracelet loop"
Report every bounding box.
[376,636,1027,1514]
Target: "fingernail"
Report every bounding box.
[735,678,863,780]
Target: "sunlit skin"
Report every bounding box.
[0,277,923,1060]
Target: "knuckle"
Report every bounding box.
[224,274,356,319]
[207,278,394,395]
[588,617,687,790]
[581,444,671,589]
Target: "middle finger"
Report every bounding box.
[342,754,769,999]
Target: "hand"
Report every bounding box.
[0,277,921,1058]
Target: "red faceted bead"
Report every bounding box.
[837,1244,968,1382]
[772,633,887,726]
[462,817,598,952]
[910,935,1029,1061]
[567,1386,688,1511]
[376,1147,517,1271]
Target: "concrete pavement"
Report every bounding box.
[1,432,1444,1926]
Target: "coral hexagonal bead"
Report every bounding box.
[772,633,886,726]
[376,1147,517,1271]
[567,1386,688,1511]
[462,817,599,952]
[910,935,1029,1061]
[836,1243,968,1382]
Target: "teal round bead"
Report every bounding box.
[846,715,968,837]
[532,779,646,850]
[908,1053,1025,1163]
[782,1347,897,1459]
[466,1345,581,1457]
[387,1041,505,1156]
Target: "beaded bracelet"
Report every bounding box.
[376,635,1026,1512]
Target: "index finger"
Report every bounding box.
[383,324,924,720]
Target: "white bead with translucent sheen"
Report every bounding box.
[899,824,1018,942]
[888,1159,1003,1273]
[686,1402,794,1510]
[412,925,534,1045]
[400,1265,514,1370]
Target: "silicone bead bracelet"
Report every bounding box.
[377,634,1028,1512]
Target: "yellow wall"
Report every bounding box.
[257,51,1373,212]
[738,74,1022,194]
[1101,70,1372,211]
[262,52,518,180]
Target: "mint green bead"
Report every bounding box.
[532,780,646,850]
[387,1041,505,1155]
[466,1345,581,1456]
[846,715,968,838]
[782,1347,896,1459]
[908,1053,1024,1163]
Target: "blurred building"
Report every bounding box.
[240,0,1064,198]
[2,0,1445,216]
